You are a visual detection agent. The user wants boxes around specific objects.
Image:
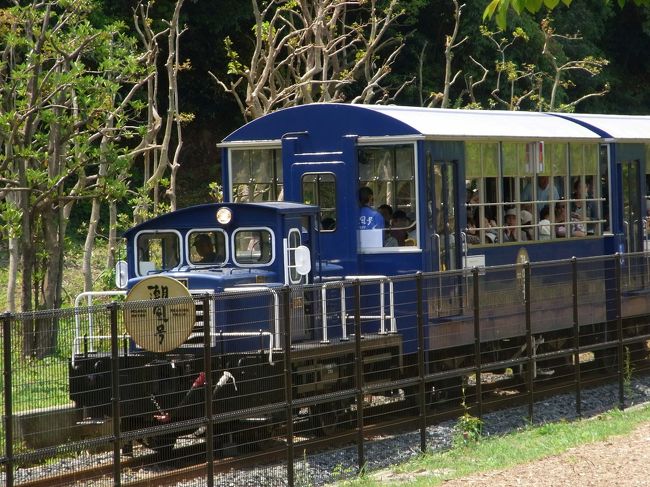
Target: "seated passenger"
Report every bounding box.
[503,208,518,242]
[539,205,551,240]
[390,210,410,246]
[194,234,217,263]
[520,210,534,241]
[556,203,586,238]
[377,204,398,246]
[466,215,482,245]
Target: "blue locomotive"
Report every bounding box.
[69,105,650,452]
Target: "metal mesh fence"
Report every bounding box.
[2,253,650,486]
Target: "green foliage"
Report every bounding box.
[0,200,22,240]
[483,0,650,29]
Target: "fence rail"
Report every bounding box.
[2,252,650,486]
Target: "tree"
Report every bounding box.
[483,0,650,29]
[212,0,415,120]
[0,0,174,357]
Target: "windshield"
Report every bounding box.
[233,229,273,265]
[188,230,227,265]
[136,232,180,275]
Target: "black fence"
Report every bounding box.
[2,252,650,486]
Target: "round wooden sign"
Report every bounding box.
[124,276,195,353]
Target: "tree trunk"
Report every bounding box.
[82,198,101,293]
[36,204,62,358]
[106,200,118,270]
[7,236,19,313]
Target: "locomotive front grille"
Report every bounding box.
[182,290,214,347]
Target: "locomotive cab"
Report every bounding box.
[69,202,327,448]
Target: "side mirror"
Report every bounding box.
[294,245,311,276]
[115,260,128,289]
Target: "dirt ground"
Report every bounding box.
[372,421,650,486]
[440,421,650,486]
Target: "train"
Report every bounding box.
[69,105,650,453]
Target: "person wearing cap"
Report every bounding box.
[194,234,217,263]
[503,208,518,242]
[520,209,534,241]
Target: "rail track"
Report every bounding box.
[13,357,649,487]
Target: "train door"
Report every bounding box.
[426,158,463,316]
[290,161,356,274]
[618,145,648,289]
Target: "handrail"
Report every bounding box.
[73,291,127,355]
[223,286,281,351]
[212,331,275,365]
[344,275,395,336]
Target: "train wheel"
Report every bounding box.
[311,403,339,436]
[142,433,178,456]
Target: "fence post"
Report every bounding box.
[108,302,121,487]
[282,286,294,487]
[202,294,214,487]
[615,254,625,410]
[3,311,14,487]
[353,280,365,473]
[571,257,582,418]
[415,273,426,453]
[524,262,534,423]
[473,267,482,422]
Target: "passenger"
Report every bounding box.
[194,234,217,263]
[503,208,518,242]
[539,205,551,240]
[555,204,567,237]
[556,203,587,238]
[571,179,595,234]
[405,212,417,245]
[521,175,560,210]
[520,210,534,241]
[378,204,393,224]
[466,215,482,245]
[358,187,384,230]
[377,204,398,246]
[390,210,410,246]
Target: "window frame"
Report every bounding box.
[228,146,283,202]
[356,141,420,253]
[301,171,337,232]
[231,227,276,267]
[185,228,229,267]
[134,230,183,277]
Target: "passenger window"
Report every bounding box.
[136,232,180,275]
[466,143,499,245]
[234,229,273,265]
[230,148,283,202]
[188,230,227,265]
[358,144,417,250]
[302,173,336,231]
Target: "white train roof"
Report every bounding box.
[360,105,603,141]
[552,113,650,142]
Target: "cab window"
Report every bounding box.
[233,229,273,265]
[136,232,180,275]
[188,230,227,265]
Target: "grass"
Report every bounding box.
[0,239,116,417]
[334,405,650,486]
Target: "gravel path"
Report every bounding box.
[6,375,650,487]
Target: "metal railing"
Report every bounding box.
[2,253,650,487]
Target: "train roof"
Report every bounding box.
[221,104,620,144]
[124,202,318,238]
[553,113,650,142]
